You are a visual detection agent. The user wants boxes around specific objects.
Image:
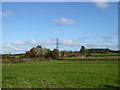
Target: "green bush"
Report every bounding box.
[50,49,59,59]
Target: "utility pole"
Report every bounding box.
[56,38,59,50]
[56,38,60,59]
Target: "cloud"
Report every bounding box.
[1,39,78,54]
[2,43,26,54]
[1,40,55,54]
[0,10,13,16]
[85,43,118,50]
[95,2,109,8]
[59,40,79,46]
[1,39,118,54]
[54,17,75,25]
[25,40,55,46]
[91,0,109,9]
[2,43,28,54]
[12,41,24,45]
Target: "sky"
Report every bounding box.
[1,1,118,54]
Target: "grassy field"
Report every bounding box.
[2,60,119,88]
[91,53,119,57]
[64,56,119,60]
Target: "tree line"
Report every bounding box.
[26,45,119,59]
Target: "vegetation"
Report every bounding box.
[26,46,59,59]
[2,46,119,88]
[3,45,119,59]
[64,56,119,60]
[50,49,59,59]
[79,46,87,56]
[2,60,119,88]
[87,48,109,53]
[28,46,48,57]
[91,53,119,57]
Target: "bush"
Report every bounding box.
[86,52,91,57]
[50,49,59,59]
[45,49,51,58]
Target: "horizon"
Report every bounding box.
[1,2,118,54]
[1,46,119,55]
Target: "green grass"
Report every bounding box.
[64,56,119,60]
[91,53,119,57]
[2,60,119,88]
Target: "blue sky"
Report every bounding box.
[1,2,118,54]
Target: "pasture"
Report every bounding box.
[2,60,119,88]
[91,53,119,57]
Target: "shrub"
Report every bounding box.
[50,49,59,59]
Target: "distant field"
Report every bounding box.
[2,60,119,88]
[91,53,119,57]
[64,56,119,60]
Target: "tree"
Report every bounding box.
[36,46,42,48]
[104,48,109,53]
[86,52,91,57]
[60,51,65,56]
[50,49,59,59]
[79,46,87,56]
[29,46,48,57]
[30,47,37,57]
[45,49,51,58]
